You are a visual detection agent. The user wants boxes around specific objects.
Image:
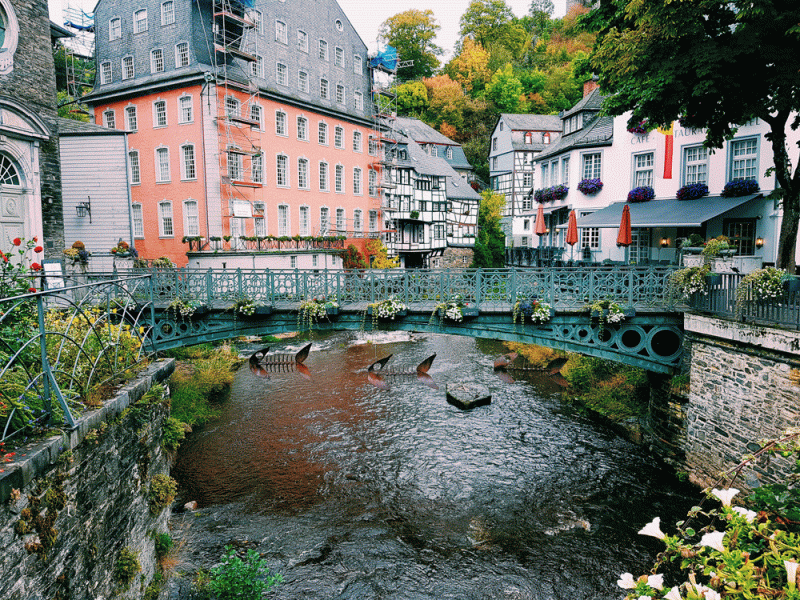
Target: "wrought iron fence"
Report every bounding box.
[0,274,155,441]
[689,273,800,330]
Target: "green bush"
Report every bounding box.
[169,382,220,427]
[161,417,186,451]
[207,546,282,600]
[148,474,178,514]
[154,532,174,559]
[563,356,648,421]
[115,547,141,588]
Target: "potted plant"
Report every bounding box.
[63,241,91,267]
[721,179,759,197]
[298,296,340,333]
[676,183,709,201]
[627,186,655,203]
[232,296,271,317]
[366,296,408,328]
[167,296,207,320]
[410,210,420,219]
[151,256,175,269]
[431,295,478,324]
[587,298,630,327]
[110,240,137,258]
[627,119,648,135]
[734,267,791,318]
[513,297,553,325]
[577,178,604,195]
[666,265,713,300]
[534,184,569,203]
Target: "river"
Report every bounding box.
[170,331,695,599]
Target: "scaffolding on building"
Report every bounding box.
[60,5,95,106]
[210,0,264,245]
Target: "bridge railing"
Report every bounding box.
[102,266,676,310]
[689,273,800,330]
[0,274,156,441]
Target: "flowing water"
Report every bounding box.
[171,332,695,599]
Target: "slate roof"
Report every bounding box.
[561,87,606,119]
[57,117,126,135]
[394,117,472,170]
[500,113,562,132]
[534,115,614,162]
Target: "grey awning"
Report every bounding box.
[572,194,762,228]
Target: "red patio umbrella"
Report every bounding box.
[535,203,547,236]
[565,209,579,261]
[616,204,632,247]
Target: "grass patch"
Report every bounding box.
[562,355,648,422]
[503,342,564,369]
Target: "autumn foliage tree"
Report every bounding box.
[472,190,506,268]
[378,9,443,80]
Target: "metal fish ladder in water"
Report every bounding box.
[493,354,569,386]
[366,353,438,390]
[249,343,312,380]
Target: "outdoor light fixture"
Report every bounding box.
[755,237,765,248]
[76,196,92,223]
[660,237,669,248]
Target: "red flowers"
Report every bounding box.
[34,246,43,253]
[12,238,21,246]
[30,262,41,271]
[28,287,36,293]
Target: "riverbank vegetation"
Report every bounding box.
[561,355,648,422]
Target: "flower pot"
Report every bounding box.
[326,306,339,316]
[367,306,407,318]
[192,305,210,318]
[705,274,722,287]
[241,305,273,317]
[461,306,479,318]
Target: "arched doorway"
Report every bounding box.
[0,153,26,245]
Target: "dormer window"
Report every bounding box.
[543,132,550,144]
[524,132,532,144]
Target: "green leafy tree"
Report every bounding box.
[459,0,516,49]
[378,9,443,80]
[583,0,800,272]
[472,190,506,268]
[445,37,492,96]
[486,64,528,113]
[395,81,430,115]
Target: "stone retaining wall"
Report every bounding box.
[683,315,800,488]
[0,359,174,600]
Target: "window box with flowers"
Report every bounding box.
[676,183,709,201]
[431,295,478,324]
[512,297,553,325]
[627,186,655,203]
[734,267,792,318]
[298,296,339,333]
[232,296,272,317]
[167,297,207,320]
[533,185,569,203]
[110,240,137,259]
[577,178,603,195]
[587,298,632,328]
[626,119,649,135]
[721,178,758,197]
[667,265,713,301]
[366,296,408,329]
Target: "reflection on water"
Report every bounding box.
[172,332,695,599]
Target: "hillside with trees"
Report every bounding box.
[379,1,595,184]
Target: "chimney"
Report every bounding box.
[583,76,599,98]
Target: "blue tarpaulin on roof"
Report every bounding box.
[64,20,94,32]
[370,46,398,71]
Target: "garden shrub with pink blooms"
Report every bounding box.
[619,429,800,600]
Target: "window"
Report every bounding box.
[250,9,262,34]
[353,167,362,194]
[683,145,708,185]
[275,111,287,136]
[226,151,241,181]
[543,132,551,144]
[132,203,144,237]
[175,42,189,67]
[230,217,245,247]
[319,39,328,60]
[128,150,140,184]
[181,144,196,180]
[318,122,328,145]
[434,224,445,240]
[298,158,309,188]
[100,61,112,84]
[354,91,363,110]
[278,205,289,236]
[582,152,602,180]
[492,137,497,151]
[184,199,199,236]
[252,153,263,183]
[312,254,318,267]
[298,205,310,235]
[368,135,378,156]
[155,147,170,181]
[629,228,650,264]
[250,104,262,130]
[431,146,438,157]
[524,132,532,144]
[523,172,533,188]
[276,62,287,86]
[335,19,343,31]
[335,164,344,192]
[103,109,116,129]
[353,209,362,236]
[492,157,498,170]
[320,78,329,99]
[633,152,654,187]
[319,161,328,191]
[369,169,377,196]
[320,207,329,234]
[122,55,134,79]
[541,163,548,187]
[275,20,287,44]
[290,255,297,269]
[334,126,343,148]
[298,70,309,93]
[225,96,239,118]
[151,48,164,72]
[369,210,377,233]
[561,157,570,185]
[336,84,344,104]
[297,30,308,52]
[161,1,174,25]
[158,201,173,237]
[276,154,288,187]
[134,9,147,33]
[254,203,266,236]
[730,137,759,181]
[353,131,362,152]
[353,54,362,74]
[580,224,599,249]
[125,105,137,131]
[109,17,121,40]
[724,218,757,256]
[334,46,343,67]
[179,95,193,123]
[336,208,345,232]
[297,116,308,141]
[251,55,263,77]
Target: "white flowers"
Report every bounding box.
[618,572,637,589]
[638,517,666,540]
[731,506,757,522]
[710,487,739,507]
[786,560,799,591]
[528,301,552,324]
[700,530,726,553]
[663,586,682,600]
[371,296,407,319]
[647,573,664,590]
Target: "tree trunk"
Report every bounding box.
[777,194,799,274]
[763,112,799,273]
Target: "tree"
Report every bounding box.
[395,81,429,115]
[583,0,800,272]
[472,190,506,268]
[486,64,528,113]
[446,37,491,96]
[340,245,367,270]
[459,0,515,48]
[423,75,468,129]
[379,10,443,80]
[365,239,400,269]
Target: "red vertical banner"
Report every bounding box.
[659,123,674,179]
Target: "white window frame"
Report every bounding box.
[320,78,329,99]
[175,42,189,67]
[299,205,310,235]
[153,99,168,127]
[334,46,343,67]
[369,210,377,234]
[228,152,242,181]
[728,136,759,182]
[319,39,328,61]
[278,204,289,236]
[368,168,377,196]
[353,167,362,195]
[318,122,328,145]
[298,157,309,189]
[158,200,174,237]
[125,105,137,131]
[109,17,121,40]
[320,207,330,235]
[298,69,309,93]
[297,29,308,52]
[250,104,263,130]
[275,110,287,136]
[100,61,112,84]
[132,203,144,237]
[336,208,345,232]
[121,55,134,80]
[275,20,287,44]
[252,152,263,183]
[682,145,708,186]
[128,150,141,185]
[254,202,266,236]
[581,151,602,180]
[184,199,199,236]
[336,84,344,104]
[276,154,288,187]
[335,163,344,193]
[251,54,263,78]
[353,130,362,152]
[225,95,240,118]
[181,143,196,180]
[319,161,329,191]
[353,54,362,74]
[178,94,193,123]
[161,0,174,26]
[151,48,164,72]
[155,146,170,182]
[276,62,288,86]
[334,126,344,149]
[133,8,147,33]
[297,116,308,141]
[354,91,363,111]
[103,109,116,129]
[353,209,362,236]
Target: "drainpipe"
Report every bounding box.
[200,73,214,249]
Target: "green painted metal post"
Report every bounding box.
[509,268,516,303]
[206,269,213,304]
[475,269,482,306]
[370,269,375,304]
[628,269,634,306]
[237,268,243,299]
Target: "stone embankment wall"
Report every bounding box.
[0,359,174,600]
[682,314,800,488]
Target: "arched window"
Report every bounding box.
[0,154,20,186]
[524,132,532,144]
